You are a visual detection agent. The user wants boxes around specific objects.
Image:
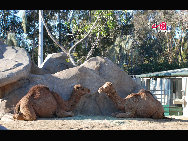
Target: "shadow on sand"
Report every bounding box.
[36,115,188,123]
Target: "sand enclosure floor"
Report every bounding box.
[1,115,188,130]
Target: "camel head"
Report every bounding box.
[73,84,90,96]
[98,82,115,96]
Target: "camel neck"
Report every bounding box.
[66,90,82,111]
[107,89,125,111]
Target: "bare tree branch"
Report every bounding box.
[41,11,68,54]
[85,32,100,60]
[41,10,100,66]
[68,15,100,66]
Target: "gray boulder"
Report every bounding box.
[81,56,141,97]
[0,45,31,87]
[38,52,74,74]
[30,61,49,75]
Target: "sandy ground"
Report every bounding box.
[1,114,188,130]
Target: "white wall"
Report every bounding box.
[137,77,171,105]
[182,77,188,117]
[149,78,170,105]
[138,76,188,116]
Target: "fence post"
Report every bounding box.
[38,10,43,67]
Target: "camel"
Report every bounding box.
[13,84,90,121]
[98,82,165,119]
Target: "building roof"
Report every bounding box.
[136,68,188,78]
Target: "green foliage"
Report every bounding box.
[127,10,188,75]
[0,10,23,44]
[0,10,187,75]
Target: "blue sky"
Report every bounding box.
[15,10,24,21]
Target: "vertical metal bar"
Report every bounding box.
[38,10,43,67]
[160,79,163,104]
[168,79,171,106]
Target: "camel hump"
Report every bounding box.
[138,89,148,93]
[138,89,158,100]
[29,84,49,92]
[138,89,154,96]
[27,84,50,98]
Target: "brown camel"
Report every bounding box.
[98,82,165,119]
[13,84,90,121]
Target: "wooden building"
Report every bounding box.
[135,68,188,116]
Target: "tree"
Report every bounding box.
[40,10,130,66]
[129,10,188,75]
[1,10,187,75]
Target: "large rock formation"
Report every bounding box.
[0,41,142,117]
[0,45,31,87]
[39,52,74,74]
[81,56,140,98]
[0,56,142,117]
[0,43,31,99]
[30,52,74,75]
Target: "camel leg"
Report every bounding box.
[20,103,37,121]
[13,101,23,120]
[115,112,135,118]
[13,101,27,120]
[56,110,74,118]
[14,101,21,114]
[151,111,164,119]
[62,111,74,117]
[111,112,122,117]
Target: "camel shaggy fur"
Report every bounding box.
[13,84,90,121]
[98,82,165,119]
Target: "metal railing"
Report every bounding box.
[150,89,183,116]
[149,90,170,105]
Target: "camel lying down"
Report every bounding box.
[98,82,165,119]
[13,84,90,121]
